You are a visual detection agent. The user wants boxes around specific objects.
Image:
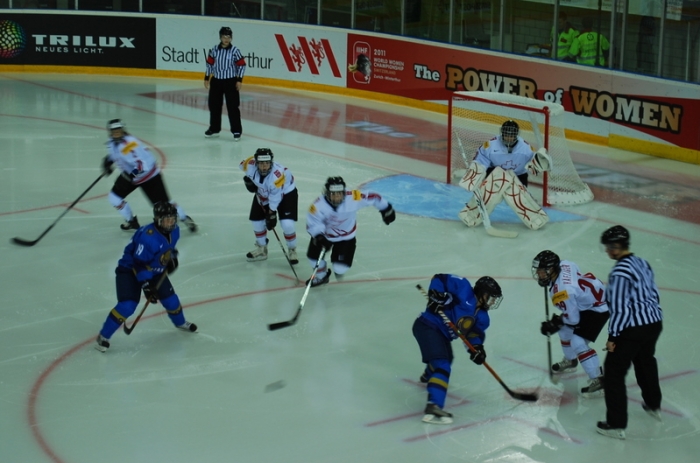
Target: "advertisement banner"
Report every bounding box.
[346,33,700,151]
[156,18,346,87]
[0,14,155,68]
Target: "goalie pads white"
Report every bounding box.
[526,147,553,176]
[458,167,508,227]
[458,161,487,192]
[502,169,549,230]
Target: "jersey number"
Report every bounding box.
[578,273,605,304]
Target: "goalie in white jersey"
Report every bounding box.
[305,176,395,287]
[459,120,552,230]
[239,148,299,263]
[102,119,197,233]
[533,250,610,396]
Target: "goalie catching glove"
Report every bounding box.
[540,313,564,336]
[469,344,486,365]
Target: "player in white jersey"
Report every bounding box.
[305,176,395,287]
[239,148,299,263]
[532,250,610,396]
[458,120,552,230]
[102,119,197,233]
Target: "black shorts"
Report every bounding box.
[112,173,170,205]
[306,236,357,267]
[249,188,298,221]
[573,310,610,342]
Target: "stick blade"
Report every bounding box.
[268,320,295,331]
[11,237,39,247]
[511,391,539,402]
[485,227,519,239]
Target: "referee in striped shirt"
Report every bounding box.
[597,225,663,439]
[204,26,246,141]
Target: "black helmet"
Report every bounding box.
[254,148,273,163]
[219,26,232,37]
[474,276,503,310]
[324,176,346,207]
[601,225,630,249]
[500,120,519,149]
[107,119,125,131]
[153,202,178,233]
[532,250,561,287]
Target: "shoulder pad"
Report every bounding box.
[242,156,255,167]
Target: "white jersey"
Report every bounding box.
[473,136,536,175]
[239,157,296,212]
[550,260,609,325]
[307,190,389,242]
[106,135,160,185]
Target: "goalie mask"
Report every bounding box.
[500,120,519,151]
[254,148,273,175]
[474,276,503,310]
[532,250,561,287]
[324,176,346,207]
[153,202,178,233]
[601,225,630,249]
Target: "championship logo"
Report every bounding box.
[0,19,27,59]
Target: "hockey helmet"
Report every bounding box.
[601,225,630,249]
[500,120,519,149]
[153,202,178,233]
[254,148,273,174]
[219,26,232,37]
[474,276,503,310]
[324,176,346,207]
[107,119,126,140]
[531,250,561,287]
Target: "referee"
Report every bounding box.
[597,225,663,440]
[204,26,246,141]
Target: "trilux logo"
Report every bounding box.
[32,35,136,48]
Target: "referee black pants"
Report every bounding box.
[208,77,242,134]
[603,321,663,429]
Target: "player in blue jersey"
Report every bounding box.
[413,273,503,424]
[95,202,197,352]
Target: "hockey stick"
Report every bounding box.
[266,209,300,284]
[453,132,518,239]
[123,270,170,335]
[543,286,558,384]
[11,172,107,247]
[268,248,327,331]
[417,285,538,402]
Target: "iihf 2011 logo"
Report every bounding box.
[0,19,27,59]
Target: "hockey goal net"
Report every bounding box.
[448,91,593,206]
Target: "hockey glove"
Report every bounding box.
[141,280,159,304]
[427,289,453,314]
[469,344,486,365]
[102,156,114,175]
[540,314,564,336]
[380,204,396,225]
[243,176,257,193]
[166,258,179,275]
[265,209,277,231]
[312,234,332,251]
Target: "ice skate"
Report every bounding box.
[177,321,198,332]
[596,421,625,439]
[246,243,268,262]
[307,270,331,287]
[422,403,453,424]
[204,129,220,138]
[580,376,604,397]
[120,216,140,231]
[642,403,662,422]
[551,357,578,374]
[287,248,299,265]
[95,334,110,353]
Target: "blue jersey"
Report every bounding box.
[419,274,490,345]
[117,223,179,283]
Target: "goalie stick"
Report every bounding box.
[417,284,538,402]
[11,172,107,247]
[268,248,327,331]
[543,286,558,384]
[454,133,518,239]
[123,270,170,335]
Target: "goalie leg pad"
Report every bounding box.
[458,161,487,192]
[502,171,549,230]
[458,167,509,227]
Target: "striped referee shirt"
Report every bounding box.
[205,44,246,81]
[606,254,663,339]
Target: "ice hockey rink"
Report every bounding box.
[1,72,700,463]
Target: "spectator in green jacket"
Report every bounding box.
[550,12,579,60]
[569,17,610,66]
